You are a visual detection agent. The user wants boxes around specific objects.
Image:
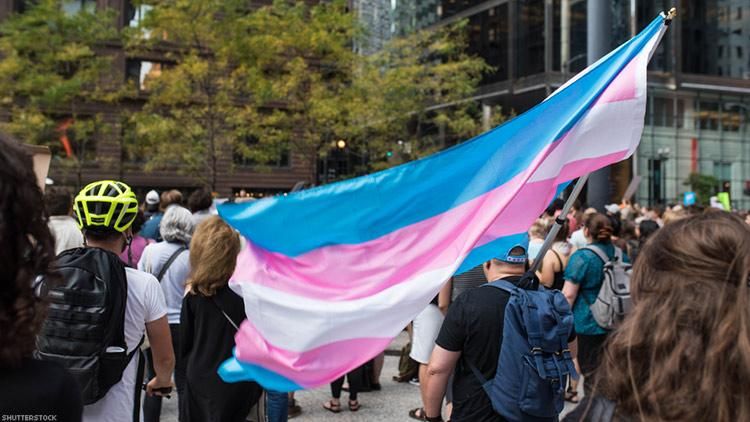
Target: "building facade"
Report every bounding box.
[391,0,750,208]
[0,0,313,198]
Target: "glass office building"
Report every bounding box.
[390,0,750,208]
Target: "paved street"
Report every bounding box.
[160,330,581,421]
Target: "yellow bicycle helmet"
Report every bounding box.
[74,180,139,233]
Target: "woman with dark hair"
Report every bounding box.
[0,135,83,421]
[630,219,659,263]
[562,213,626,394]
[565,212,750,421]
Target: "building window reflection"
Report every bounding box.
[516,0,545,77]
[681,0,750,79]
[468,4,509,83]
[125,59,169,92]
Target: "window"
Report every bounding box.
[714,162,732,191]
[125,59,168,91]
[233,136,290,168]
[697,101,720,131]
[516,0,545,77]
[12,0,28,13]
[721,104,743,132]
[467,5,509,83]
[62,0,95,15]
[681,0,750,78]
[126,1,153,27]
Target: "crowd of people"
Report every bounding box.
[2,130,750,422]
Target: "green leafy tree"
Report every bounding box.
[0,0,118,186]
[684,172,719,206]
[123,0,257,190]
[126,0,503,186]
[236,3,499,180]
[353,21,498,170]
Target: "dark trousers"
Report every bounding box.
[577,333,608,395]
[330,365,365,401]
[144,324,186,422]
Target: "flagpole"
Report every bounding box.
[529,174,588,274]
[529,8,676,275]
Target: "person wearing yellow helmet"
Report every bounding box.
[74,180,139,257]
[39,179,175,422]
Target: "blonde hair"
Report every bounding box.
[529,219,549,239]
[186,216,241,296]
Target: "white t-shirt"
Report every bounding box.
[48,216,84,255]
[83,268,167,422]
[570,228,588,250]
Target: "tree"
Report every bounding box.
[0,0,118,187]
[352,21,499,171]
[684,172,719,206]
[234,1,499,180]
[126,0,504,185]
[123,0,257,190]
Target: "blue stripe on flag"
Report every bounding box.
[219,354,302,392]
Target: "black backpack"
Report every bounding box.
[36,247,137,405]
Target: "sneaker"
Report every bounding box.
[408,377,420,386]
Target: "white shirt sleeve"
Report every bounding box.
[142,273,168,323]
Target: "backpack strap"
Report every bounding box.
[212,296,240,331]
[483,278,518,294]
[156,246,187,282]
[132,336,146,422]
[582,245,611,264]
[613,246,623,263]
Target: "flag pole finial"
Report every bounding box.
[666,7,677,21]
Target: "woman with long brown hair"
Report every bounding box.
[0,134,82,420]
[565,212,750,421]
[180,216,261,422]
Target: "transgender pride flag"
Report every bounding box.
[217,14,670,391]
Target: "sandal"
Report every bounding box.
[409,408,427,420]
[409,407,443,421]
[323,400,341,413]
[349,400,361,412]
[564,387,579,403]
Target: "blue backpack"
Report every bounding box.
[469,279,578,421]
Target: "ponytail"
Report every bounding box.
[586,213,613,243]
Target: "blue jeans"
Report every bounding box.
[265,390,288,422]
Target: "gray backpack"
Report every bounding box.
[583,245,632,330]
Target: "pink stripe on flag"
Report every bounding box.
[234,318,391,388]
